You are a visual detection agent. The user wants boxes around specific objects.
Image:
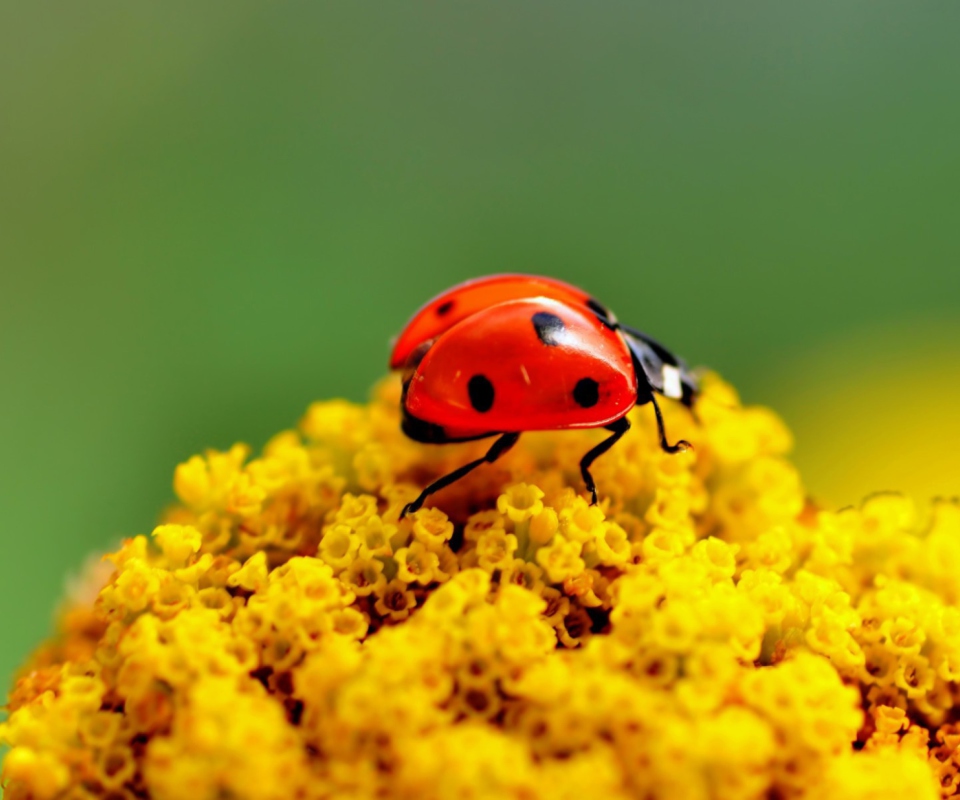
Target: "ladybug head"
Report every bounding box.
[400,339,435,372]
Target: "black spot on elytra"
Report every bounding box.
[573,378,599,408]
[436,300,454,316]
[531,311,566,346]
[468,374,495,412]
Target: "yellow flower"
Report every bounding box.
[592,521,631,566]
[497,482,545,523]
[374,578,418,621]
[536,536,585,584]
[3,372,956,799]
[151,524,202,565]
[743,526,794,573]
[690,536,739,582]
[880,616,925,655]
[501,559,547,594]
[226,551,268,592]
[559,499,606,544]
[1,748,71,800]
[144,677,310,800]
[173,443,251,513]
[332,492,378,527]
[410,507,455,550]
[354,513,396,558]
[300,398,367,450]
[112,559,160,613]
[318,523,360,571]
[641,527,687,564]
[394,540,442,585]
[895,654,936,699]
[463,509,503,542]
[474,527,518,573]
[342,556,387,596]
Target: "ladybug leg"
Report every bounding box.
[401,432,520,518]
[649,393,692,454]
[579,417,631,506]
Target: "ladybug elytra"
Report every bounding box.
[391,275,698,517]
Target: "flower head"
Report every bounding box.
[1,373,955,799]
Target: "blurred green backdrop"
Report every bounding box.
[1,2,958,695]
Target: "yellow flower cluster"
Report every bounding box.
[3,374,957,799]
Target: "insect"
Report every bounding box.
[391,275,698,517]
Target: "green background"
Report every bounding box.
[1,3,958,697]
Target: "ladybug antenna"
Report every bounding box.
[649,393,692,455]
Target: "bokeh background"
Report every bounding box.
[1,2,958,697]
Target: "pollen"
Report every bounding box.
[0,372,952,799]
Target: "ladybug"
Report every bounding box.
[391,275,698,517]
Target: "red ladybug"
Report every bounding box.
[391,275,698,516]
